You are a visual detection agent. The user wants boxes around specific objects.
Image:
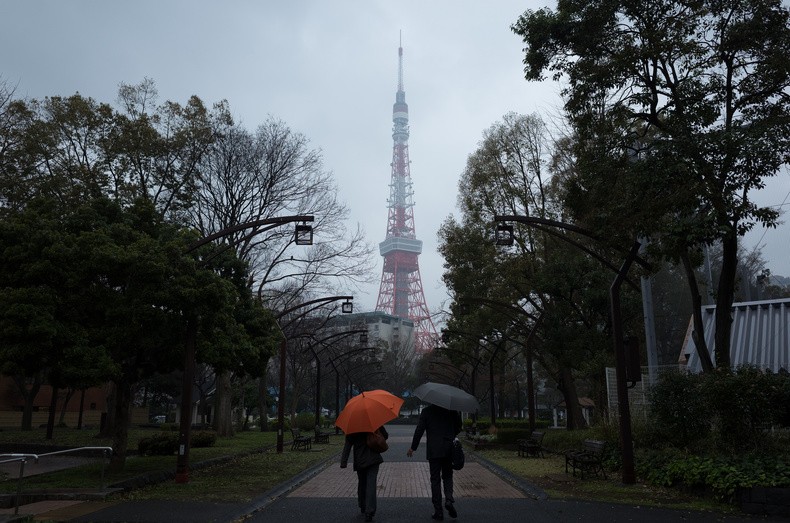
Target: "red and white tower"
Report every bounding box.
[375,42,438,354]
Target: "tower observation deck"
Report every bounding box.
[375,42,438,354]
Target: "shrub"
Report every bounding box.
[646,369,711,449]
[638,451,790,503]
[191,431,217,448]
[138,432,179,456]
[494,428,524,445]
[294,412,316,431]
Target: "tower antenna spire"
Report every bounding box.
[398,32,404,93]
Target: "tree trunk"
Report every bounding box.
[213,371,234,437]
[77,388,86,429]
[99,382,117,437]
[46,385,58,440]
[715,232,738,369]
[58,388,75,426]
[681,250,715,372]
[13,375,41,431]
[109,377,133,471]
[557,365,586,430]
[258,377,269,432]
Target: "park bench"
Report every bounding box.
[291,428,312,451]
[565,439,607,479]
[314,425,331,444]
[517,430,545,458]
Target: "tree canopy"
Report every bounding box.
[513,0,790,368]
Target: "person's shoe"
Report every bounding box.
[365,513,374,522]
[431,511,444,520]
[445,502,457,518]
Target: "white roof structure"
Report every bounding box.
[680,298,790,373]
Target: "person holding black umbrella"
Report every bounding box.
[407,403,463,520]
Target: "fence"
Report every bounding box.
[605,365,688,420]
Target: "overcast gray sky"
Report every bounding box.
[2,1,788,314]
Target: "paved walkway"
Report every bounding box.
[2,426,784,522]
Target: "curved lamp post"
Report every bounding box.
[307,328,369,428]
[275,295,354,453]
[494,214,649,485]
[458,295,543,433]
[324,345,379,432]
[176,215,314,483]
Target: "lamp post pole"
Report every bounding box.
[457,296,542,432]
[494,214,648,484]
[275,295,354,453]
[175,215,314,484]
[308,329,368,429]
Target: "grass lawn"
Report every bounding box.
[0,426,753,514]
[0,426,340,501]
[476,446,741,515]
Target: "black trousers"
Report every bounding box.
[356,462,380,515]
[428,456,454,511]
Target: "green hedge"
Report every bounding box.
[137,430,217,456]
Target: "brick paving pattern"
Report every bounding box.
[290,435,525,499]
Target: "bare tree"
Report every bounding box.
[189,114,375,435]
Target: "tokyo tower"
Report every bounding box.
[375,42,438,354]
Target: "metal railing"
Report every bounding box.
[1,446,112,516]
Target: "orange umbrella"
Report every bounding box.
[335,389,404,434]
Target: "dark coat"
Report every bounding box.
[410,405,462,460]
[340,426,389,471]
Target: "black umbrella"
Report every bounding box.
[413,382,480,412]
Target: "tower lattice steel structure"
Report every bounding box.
[375,43,437,354]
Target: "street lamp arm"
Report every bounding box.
[325,344,377,366]
[186,215,314,253]
[313,329,369,357]
[276,295,353,320]
[459,296,541,323]
[494,214,651,272]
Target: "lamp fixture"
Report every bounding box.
[341,300,353,314]
[495,223,515,246]
[295,223,313,245]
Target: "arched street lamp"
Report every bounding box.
[176,215,314,483]
[457,296,543,433]
[325,346,381,429]
[306,328,369,428]
[274,295,354,453]
[494,214,649,485]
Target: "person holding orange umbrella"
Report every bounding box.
[336,389,403,522]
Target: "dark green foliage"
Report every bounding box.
[137,432,179,456]
[137,430,215,455]
[636,451,790,502]
[513,0,790,370]
[647,367,790,453]
[191,431,217,448]
[645,371,712,448]
[294,412,316,431]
